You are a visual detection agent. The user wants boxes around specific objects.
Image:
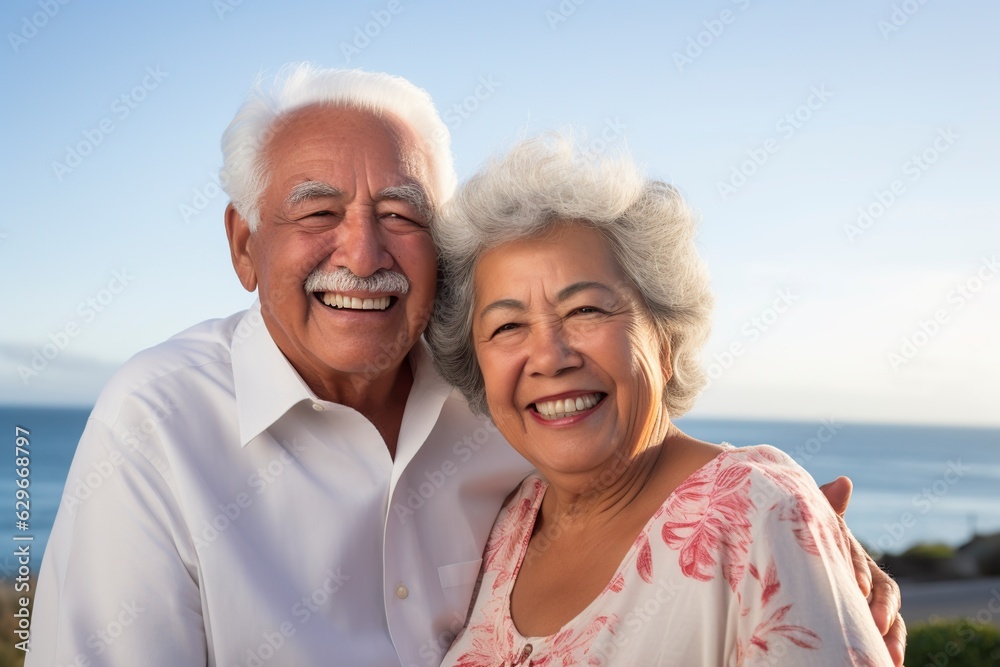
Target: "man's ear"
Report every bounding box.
[225,203,257,292]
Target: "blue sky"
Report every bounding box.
[2,0,998,426]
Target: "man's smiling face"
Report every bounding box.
[227,104,438,394]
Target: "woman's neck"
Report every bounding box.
[536,422,677,534]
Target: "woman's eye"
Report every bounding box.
[571,306,604,316]
[491,323,520,337]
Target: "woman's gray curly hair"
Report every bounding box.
[426,133,714,418]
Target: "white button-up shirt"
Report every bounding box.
[28,303,533,667]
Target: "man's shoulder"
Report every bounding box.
[90,310,248,427]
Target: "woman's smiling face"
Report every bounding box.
[471,223,668,483]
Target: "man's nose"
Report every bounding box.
[333,210,394,277]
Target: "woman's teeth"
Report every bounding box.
[320,294,392,310]
[534,393,602,420]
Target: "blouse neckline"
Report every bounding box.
[503,442,735,643]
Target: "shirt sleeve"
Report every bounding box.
[26,417,207,667]
[734,456,892,666]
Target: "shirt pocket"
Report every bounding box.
[438,558,483,619]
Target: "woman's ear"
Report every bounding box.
[225,203,257,292]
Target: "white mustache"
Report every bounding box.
[304,267,410,295]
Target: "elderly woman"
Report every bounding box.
[429,135,894,665]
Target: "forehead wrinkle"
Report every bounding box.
[556,281,614,302]
[284,180,344,208]
[478,298,525,320]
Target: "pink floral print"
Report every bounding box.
[441,446,892,666]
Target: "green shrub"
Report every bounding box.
[905,619,1000,667]
[0,581,28,667]
[903,542,957,559]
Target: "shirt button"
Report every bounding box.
[312,403,325,411]
[395,585,409,599]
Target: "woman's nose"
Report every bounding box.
[525,322,583,377]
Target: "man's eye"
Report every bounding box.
[382,212,428,229]
[291,211,339,228]
[298,210,337,221]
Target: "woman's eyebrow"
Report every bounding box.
[477,282,613,320]
[478,299,524,320]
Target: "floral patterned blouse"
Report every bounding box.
[440,445,892,666]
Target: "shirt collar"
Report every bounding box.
[231,301,316,447]
[231,300,453,448]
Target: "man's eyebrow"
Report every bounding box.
[477,282,614,320]
[285,181,343,208]
[376,184,432,219]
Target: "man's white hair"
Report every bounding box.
[220,63,456,231]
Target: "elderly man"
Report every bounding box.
[28,64,904,667]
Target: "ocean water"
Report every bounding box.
[2,406,998,573]
[677,417,1000,555]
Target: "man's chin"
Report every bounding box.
[313,339,413,379]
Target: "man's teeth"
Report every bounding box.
[534,393,602,420]
[320,294,392,310]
